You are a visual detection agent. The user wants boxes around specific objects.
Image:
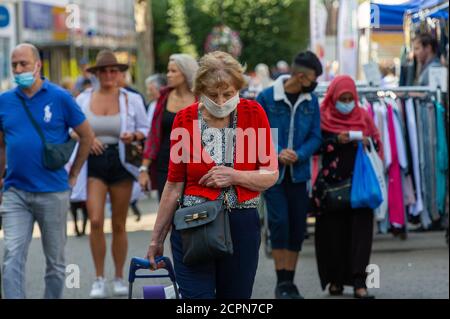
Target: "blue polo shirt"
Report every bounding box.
[0,78,86,193]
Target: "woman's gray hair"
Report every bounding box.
[145,73,167,90]
[169,53,199,91]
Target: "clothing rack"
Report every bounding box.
[314,86,440,99]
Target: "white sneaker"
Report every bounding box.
[112,278,129,297]
[89,277,108,299]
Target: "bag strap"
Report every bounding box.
[178,110,236,208]
[16,94,47,145]
[123,90,129,129]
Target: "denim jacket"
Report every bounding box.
[256,75,322,184]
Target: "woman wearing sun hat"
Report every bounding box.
[75,50,149,298]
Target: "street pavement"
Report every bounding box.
[0,196,448,299]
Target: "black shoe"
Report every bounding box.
[275,282,293,299]
[287,283,304,299]
[328,284,344,296]
[354,289,375,299]
[275,282,304,299]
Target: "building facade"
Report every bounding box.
[1,0,136,88]
[0,1,17,90]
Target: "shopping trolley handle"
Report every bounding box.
[128,256,176,283]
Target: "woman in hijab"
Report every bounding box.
[312,75,382,299]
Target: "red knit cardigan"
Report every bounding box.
[167,98,278,203]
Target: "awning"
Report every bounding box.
[371,0,448,28]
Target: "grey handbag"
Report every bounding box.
[18,94,77,171]
[173,197,233,266]
[172,112,235,266]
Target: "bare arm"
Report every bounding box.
[146,181,184,268]
[233,169,279,192]
[151,181,184,244]
[69,120,94,185]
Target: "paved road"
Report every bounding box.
[0,197,448,299]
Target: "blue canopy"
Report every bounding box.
[371,0,448,27]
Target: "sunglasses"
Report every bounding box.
[98,67,120,74]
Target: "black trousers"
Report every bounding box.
[315,208,374,290]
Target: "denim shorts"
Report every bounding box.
[87,144,134,185]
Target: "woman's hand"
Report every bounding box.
[362,136,370,147]
[139,171,150,191]
[120,132,136,145]
[337,132,351,144]
[199,166,237,188]
[146,240,165,270]
[90,138,105,155]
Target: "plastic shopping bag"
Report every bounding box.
[351,142,383,209]
[365,138,388,220]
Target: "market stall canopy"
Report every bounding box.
[371,0,448,28]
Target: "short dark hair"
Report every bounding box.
[82,78,92,86]
[415,33,438,54]
[292,51,323,77]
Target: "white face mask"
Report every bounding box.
[201,94,240,118]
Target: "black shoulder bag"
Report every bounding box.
[18,95,76,171]
[172,112,235,266]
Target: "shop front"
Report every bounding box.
[0,3,16,91]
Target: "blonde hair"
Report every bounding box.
[193,51,246,96]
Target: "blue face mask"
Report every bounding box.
[336,101,355,114]
[14,66,37,89]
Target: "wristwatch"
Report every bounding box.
[139,165,148,173]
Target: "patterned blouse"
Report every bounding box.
[182,108,260,209]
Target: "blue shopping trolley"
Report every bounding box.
[128,256,180,299]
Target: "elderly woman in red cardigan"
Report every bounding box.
[139,54,198,199]
[146,51,279,299]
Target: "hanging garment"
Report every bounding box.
[398,98,417,198]
[371,101,390,227]
[363,98,375,119]
[403,174,416,207]
[373,101,392,168]
[417,101,439,224]
[392,108,408,170]
[386,104,405,227]
[435,102,449,216]
[425,102,439,221]
[389,98,417,209]
[404,98,424,217]
[414,99,432,229]
[385,97,408,170]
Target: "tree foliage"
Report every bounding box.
[152,0,310,72]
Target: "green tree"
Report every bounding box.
[152,0,310,72]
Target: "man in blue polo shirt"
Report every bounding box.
[0,43,94,299]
